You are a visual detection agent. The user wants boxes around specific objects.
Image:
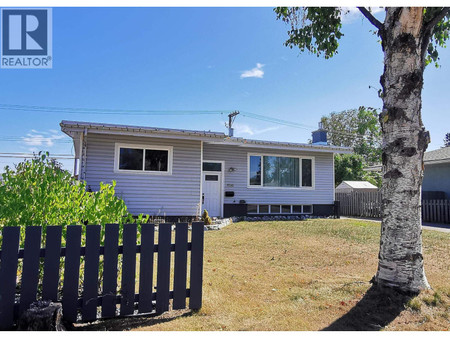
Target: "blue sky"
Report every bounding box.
[0,7,449,172]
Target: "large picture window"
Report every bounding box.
[249,154,313,188]
[115,143,172,174]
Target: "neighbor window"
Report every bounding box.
[249,154,313,188]
[116,144,171,173]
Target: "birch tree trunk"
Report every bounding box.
[375,7,431,293]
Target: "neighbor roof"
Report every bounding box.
[60,120,352,154]
[424,147,450,164]
[365,147,450,172]
[339,181,378,189]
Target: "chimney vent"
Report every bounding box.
[312,122,327,145]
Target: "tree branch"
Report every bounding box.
[358,7,384,30]
[423,7,450,35]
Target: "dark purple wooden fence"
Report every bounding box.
[0,222,204,329]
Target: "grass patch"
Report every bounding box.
[406,298,422,312]
[126,219,449,331]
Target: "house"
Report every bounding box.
[60,120,351,218]
[422,147,450,199]
[365,147,450,199]
[335,181,378,194]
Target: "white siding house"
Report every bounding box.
[61,120,351,218]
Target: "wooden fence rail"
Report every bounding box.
[336,192,450,224]
[0,222,205,330]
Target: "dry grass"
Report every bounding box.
[127,219,449,331]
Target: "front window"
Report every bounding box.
[249,154,313,188]
[249,156,261,185]
[116,144,171,173]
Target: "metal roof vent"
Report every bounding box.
[312,122,327,145]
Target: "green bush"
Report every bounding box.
[0,152,148,245]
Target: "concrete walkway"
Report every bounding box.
[341,216,450,233]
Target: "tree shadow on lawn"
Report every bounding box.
[323,285,413,331]
[71,308,194,331]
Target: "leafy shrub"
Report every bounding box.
[201,209,212,225]
[0,152,148,245]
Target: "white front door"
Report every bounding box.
[202,172,222,217]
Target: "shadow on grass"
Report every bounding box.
[323,285,413,331]
[71,309,194,331]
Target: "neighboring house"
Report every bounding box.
[422,147,450,199]
[365,147,450,199]
[61,121,351,218]
[335,181,378,194]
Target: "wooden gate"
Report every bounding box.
[0,222,205,329]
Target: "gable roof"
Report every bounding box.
[338,181,378,189]
[60,120,352,154]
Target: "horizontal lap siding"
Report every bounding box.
[85,134,201,216]
[203,143,334,205]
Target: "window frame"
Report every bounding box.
[114,143,173,175]
[247,153,315,190]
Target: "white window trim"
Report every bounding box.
[247,153,315,190]
[114,143,173,175]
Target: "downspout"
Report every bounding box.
[80,128,88,181]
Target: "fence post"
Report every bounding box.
[0,226,20,330]
[189,222,205,310]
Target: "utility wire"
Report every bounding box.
[0,103,379,143]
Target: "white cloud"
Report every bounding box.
[341,7,384,24]
[233,123,280,136]
[240,63,264,79]
[22,130,65,148]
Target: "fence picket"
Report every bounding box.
[82,225,101,322]
[63,225,82,322]
[42,226,62,302]
[0,226,20,329]
[156,223,171,315]
[19,226,42,315]
[138,223,155,314]
[102,224,119,318]
[173,223,188,310]
[120,224,137,316]
[190,222,205,310]
[0,222,204,328]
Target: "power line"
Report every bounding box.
[0,103,379,142]
[0,103,229,116]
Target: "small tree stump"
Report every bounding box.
[18,300,65,331]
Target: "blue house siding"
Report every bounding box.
[422,163,450,199]
[203,143,335,213]
[84,133,202,216]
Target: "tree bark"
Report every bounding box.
[375,7,431,293]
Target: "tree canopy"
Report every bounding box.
[274,7,450,67]
[321,107,381,164]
